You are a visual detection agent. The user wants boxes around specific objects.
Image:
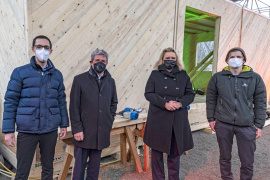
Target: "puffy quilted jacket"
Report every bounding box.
[2,56,69,134]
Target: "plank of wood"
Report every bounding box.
[59,154,73,180]
[264,120,270,127]
[120,133,127,164]
[127,136,139,162]
[0,142,17,168]
[124,127,143,173]
[201,127,215,134]
[144,143,150,172]
[133,128,142,137]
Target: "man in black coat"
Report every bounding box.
[70,48,118,180]
[206,47,267,180]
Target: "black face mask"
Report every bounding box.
[164,60,176,70]
[93,62,106,73]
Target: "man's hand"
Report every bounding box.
[5,133,15,147]
[59,128,67,139]
[256,128,262,139]
[209,121,216,132]
[74,132,84,141]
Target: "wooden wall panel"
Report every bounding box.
[241,9,270,104]
[27,0,176,110]
[0,0,28,126]
[176,0,242,72]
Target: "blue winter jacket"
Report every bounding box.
[2,56,69,134]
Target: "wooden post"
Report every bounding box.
[120,133,127,164]
[144,144,150,171]
[124,127,143,173]
[59,154,73,180]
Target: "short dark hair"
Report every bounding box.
[32,35,52,49]
[225,47,247,62]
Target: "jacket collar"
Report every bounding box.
[89,67,111,91]
[222,65,253,78]
[158,64,181,77]
[89,66,107,79]
[30,56,55,73]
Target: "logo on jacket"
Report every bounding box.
[242,83,248,87]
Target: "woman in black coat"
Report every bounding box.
[143,47,195,180]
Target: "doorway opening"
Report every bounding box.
[183,6,220,103]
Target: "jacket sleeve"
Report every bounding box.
[144,71,167,109]
[110,79,118,119]
[206,74,218,122]
[178,72,195,107]
[253,74,267,129]
[57,72,69,128]
[69,76,83,134]
[2,68,22,133]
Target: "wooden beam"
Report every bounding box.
[190,58,213,82]
[213,17,221,74]
[185,26,209,32]
[186,21,215,29]
[185,15,210,22]
[120,133,127,164]
[59,154,73,180]
[188,51,213,77]
[186,10,205,17]
[133,128,142,137]
[184,31,196,35]
[124,127,143,173]
[144,144,150,171]
[111,127,125,136]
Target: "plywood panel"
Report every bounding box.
[27,0,176,111]
[0,0,28,127]
[241,9,270,104]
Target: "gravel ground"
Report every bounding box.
[1,125,269,180]
[98,124,270,180]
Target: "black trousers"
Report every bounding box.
[72,146,102,180]
[151,131,180,180]
[215,120,256,180]
[15,130,58,180]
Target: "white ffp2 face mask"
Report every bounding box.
[35,48,50,63]
[228,58,243,68]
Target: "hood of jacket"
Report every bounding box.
[221,65,253,78]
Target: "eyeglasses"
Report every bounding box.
[34,45,50,50]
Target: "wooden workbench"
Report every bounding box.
[59,114,150,180]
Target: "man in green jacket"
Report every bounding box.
[206,47,266,180]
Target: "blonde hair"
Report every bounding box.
[153,47,184,70]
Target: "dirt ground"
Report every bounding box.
[1,124,269,180]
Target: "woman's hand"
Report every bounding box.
[165,101,182,111]
[173,102,182,109]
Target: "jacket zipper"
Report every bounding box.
[38,71,44,131]
[233,77,237,124]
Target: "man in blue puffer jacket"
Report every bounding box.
[2,35,69,180]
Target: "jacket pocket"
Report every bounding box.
[49,108,60,115]
[17,107,37,115]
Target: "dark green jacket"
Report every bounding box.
[206,65,266,129]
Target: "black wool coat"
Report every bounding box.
[70,68,118,150]
[143,65,195,154]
